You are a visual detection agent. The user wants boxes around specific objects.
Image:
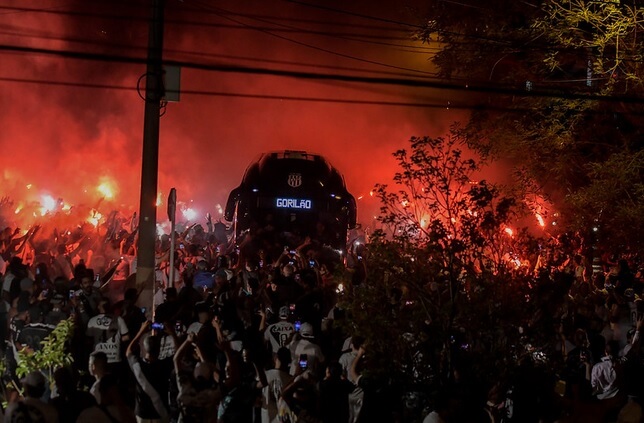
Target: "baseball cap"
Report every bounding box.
[278,306,289,320]
[300,322,314,339]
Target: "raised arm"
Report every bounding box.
[173,332,197,373]
[349,346,365,384]
[126,320,151,357]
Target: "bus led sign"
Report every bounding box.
[276,198,312,209]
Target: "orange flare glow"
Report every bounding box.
[87,211,103,227]
[504,227,514,237]
[40,195,56,216]
[97,181,115,199]
[535,213,545,227]
[183,208,197,221]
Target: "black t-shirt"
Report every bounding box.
[51,390,96,422]
[17,323,55,351]
[129,355,172,419]
[155,300,181,324]
[9,316,26,344]
[356,374,396,423]
[320,378,354,423]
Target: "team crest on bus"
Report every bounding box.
[287,173,303,188]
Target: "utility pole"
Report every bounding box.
[136,0,165,315]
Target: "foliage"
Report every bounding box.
[339,134,547,396]
[417,0,644,250]
[16,318,75,386]
[534,0,644,87]
[374,129,523,272]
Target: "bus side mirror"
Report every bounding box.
[225,188,241,221]
[347,195,357,229]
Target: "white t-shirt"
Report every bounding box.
[262,369,293,423]
[2,272,15,293]
[288,338,324,376]
[339,351,358,383]
[264,321,294,353]
[423,411,446,423]
[86,314,129,363]
[158,334,176,360]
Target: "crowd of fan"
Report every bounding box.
[0,219,375,423]
[0,218,643,423]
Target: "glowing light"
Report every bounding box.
[369,190,374,197]
[336,283,344,294]
[87,211,103,227]
[156,193,163,207]
[26,184,32,190]
[535,213,545,228]
[216,204,224,215]
[40,195,56,216]
[504,227,514,237]
[97,181,115,199]
[182,208,197,221]
[62,203,72,211]
[357,195,363,200]
[14,205,23,214]
[156,224,165,237]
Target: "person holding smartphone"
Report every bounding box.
[287,322,325,377]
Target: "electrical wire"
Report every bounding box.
[0,4,421,43]
[205,8,433,52]
[187,0,438,77]
[0,75,549,113]
[1,43,643,104]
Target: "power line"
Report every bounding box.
[0,75,468,109]
[282,0,514,45]
[187,0,437,76]
[281,0,423,29]
[204,7,433,53]
[0,4,420,42]
[0,28,438,79]
[2,43,644,104]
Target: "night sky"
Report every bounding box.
[0,0,470,228]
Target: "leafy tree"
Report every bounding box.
[417,0,644,249]
[16,318,75,388]
[339,132,546,406]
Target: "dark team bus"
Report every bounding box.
[225,151,357,250]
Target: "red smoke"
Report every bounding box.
[0,0,468,231]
